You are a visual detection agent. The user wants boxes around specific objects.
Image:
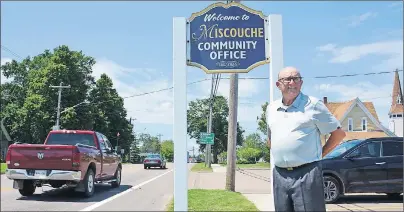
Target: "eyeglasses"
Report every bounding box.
[278,77,302,83]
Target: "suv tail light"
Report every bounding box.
[72,146,80,167]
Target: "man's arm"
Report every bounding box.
[322,127,346,157]
[313,100,346,157]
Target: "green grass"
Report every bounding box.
[191,163,213,172]
[166,189,259,211]
[1,163,7,174]
[221,162,270,169]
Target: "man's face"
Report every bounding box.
[276,69,303,98]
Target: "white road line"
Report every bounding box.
[80,169,173,211]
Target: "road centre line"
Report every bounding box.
[80,169,173,211]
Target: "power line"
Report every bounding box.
[61,69,401,113]
[1,45,24,60]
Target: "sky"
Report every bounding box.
[1,1,403,153]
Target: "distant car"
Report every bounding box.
[143,154,166,169]
[321,137,403,204]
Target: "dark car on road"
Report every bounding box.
[321,137,403,203]
[143,154,166,169]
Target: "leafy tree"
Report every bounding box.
[87,73,134,151]
[1,45,96,144]
[187,95,245,163]
[256,102,271,163]
[160,140,174,162]
[237,147,261,163]
[257,102,269,136]
[244,132,265,149]
[1,45,134,151]
[236,132,266,164]
[138,133,161,153]
[130,136,141,163]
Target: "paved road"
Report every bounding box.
[1,163,177,211]
[327,194,403,211]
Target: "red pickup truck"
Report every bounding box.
[5,130,122,197]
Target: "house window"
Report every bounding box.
[362,117,367,131]
[348,118,353,132]
[397,94,402,104]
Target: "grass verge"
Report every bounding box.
[166,189,259,211]
[220,162,270,169]
[1,163,7,174]
[191,163,213,172]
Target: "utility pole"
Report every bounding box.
[225,0,240,192]
[157,133,163,142]
[49,82,71,130]
[205,72,216,168]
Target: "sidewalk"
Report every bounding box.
[188,164,274,211]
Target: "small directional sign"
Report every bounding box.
[200,132,215,145]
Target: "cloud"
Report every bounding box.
[388,2,402,7]
[1,57,13,84]
[343,12,378,27]
[388,1,403,11]
[316,40,403,70]
[91,58,174,125]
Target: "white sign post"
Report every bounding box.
[172,10,283,212]
[173,17,188,211]
[268,14,284,211]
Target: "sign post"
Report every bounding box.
[173,1,283,210]
[267,14,284,211]
[173,17,188,211]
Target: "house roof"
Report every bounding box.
[389,70,404,115]
[325,100,380,122]
[323,97,396,138]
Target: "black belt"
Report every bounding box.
[276,161,315,171]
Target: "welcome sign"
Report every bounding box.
[187,2,269,74]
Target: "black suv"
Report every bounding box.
[321,137,403,203]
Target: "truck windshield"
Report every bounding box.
[46,133,96,147]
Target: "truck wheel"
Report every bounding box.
[111,167,121,188]
[19,180,36,196]
[83,169,95,197]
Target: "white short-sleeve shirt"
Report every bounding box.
[267,92,341,168]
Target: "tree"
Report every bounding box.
[257,102,269,136]
[0,45,134,150]
[236,132,266,164]
[256,102,271,163]
[87,73,134,151]
[237,147,261,163]
[130,136,141,163]
[160,140,174,162]
[187,95,245,163]
[1,45,96,144]
[138,133,160,153]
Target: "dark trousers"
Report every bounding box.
[273,161,326,212]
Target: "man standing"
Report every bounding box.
[267,67,346,211]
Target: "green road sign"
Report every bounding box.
[200,132,214,144]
